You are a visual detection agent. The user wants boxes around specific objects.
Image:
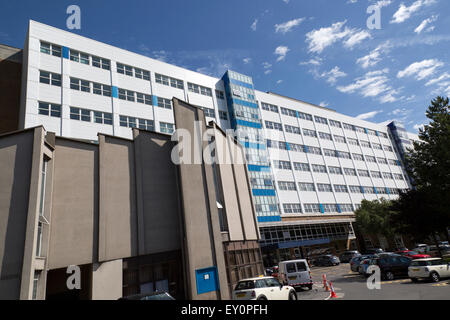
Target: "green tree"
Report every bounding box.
[354,199,397,249]
[395,96,450,256]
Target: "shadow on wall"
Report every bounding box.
[0,50,22,134]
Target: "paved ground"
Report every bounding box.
[295,263,450,300]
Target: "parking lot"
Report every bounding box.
[294,263,450,300]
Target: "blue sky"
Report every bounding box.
[1,0,449,132]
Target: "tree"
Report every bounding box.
[396,96,450,256]
[354,199,397,250]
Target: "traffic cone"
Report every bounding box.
[323,274,327,288]
[324,279,330,292]
[329,281,338,299]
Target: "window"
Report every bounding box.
[70,78,90,92]
[334,135,346,143]
[94,111,113,125]
[278,181,296,191]
[120,115,136,128]
[39,71,61,87]
[138,118,155,131]
[261,102,278,113]
[340,204,354,212]
[303,128,317,138]
[347,138,359,146]
[394,173,404,180]
[120,115,154,131]
[117,63,133,76]
[324,149,337,157]
[372,143,383,150]
[323,204,339,213]
[383,145,393,152]
[383,172,394,179]
[280,107,297,118]
[344,168,357,176]
[319,132,333,141]
[312,164,327,173]
[283,203,302,214]
[157,97,172,110]
[202,108,216,118]
[314,116,328,125]
[293,162,310,172]
[353,153,364,161]
[364,187,376,194]
[92,56,110,70]
[134,93,152,105]
[337,151,351,159]
[285,125,301,135]
[360,140,371,148]
[304,204,321,213]
[265,121,283,131]
[32,271,40,300]
[38,102,61,118]
[366,155,377,163]
[298,182,315,192]
[93,83,112,97]
[155,73,184,89]
[389,159,400,166]
[134,68,150,81]
[379,132,388,138]
[70,50,89,65]
[343,123,355,131]
[329,119,342,128]
[70,107,91,122]
[377,157,388,165]
[358,169,370,177]
[160,122,174,134]
[298,112,313,121]
[334,185,348,193]
[371,171,382,179]
[118,89,135,101]
[355,126,365,133]
[40,41,61,57]
[317,183,332,192]
[216,90,225,100]
[273,160,291,170]
[328,166,343,175]
[367,129,377,136]
[349,186,363,193]
[219,111,228,120]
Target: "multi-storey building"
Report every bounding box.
[18,20,419,265]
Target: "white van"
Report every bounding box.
[278,259,313,290]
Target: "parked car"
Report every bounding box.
[232,276,297,300]
[119,291,175,300]
[396,250,431,259]
[278,259,313,290]
[313,255,340,267]
[408,258,450,282]
[358,257,373,275]
[366,254,412,280]
[339,250,361,263]
[364,248,384,255]
[350,255,375,272]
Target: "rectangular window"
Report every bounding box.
[347,138,359,146]
[371,171,382,178]
[283,203,302,214]
[349,186,363,193]
[219,110,228,120]
[156,73,183,89]
[280,107,297,118]
[40,41,61,57]
[372,143,383,150]
[70,107,91,122]
[317,183,332,192]
[328,166,343,175]
[303,128,317,138]
[323,204,338,213]
[324,149,337,157]
[343,123,355,131]
[366,155,377,163]
[265,121,283,131]
[383,145,393,152]
[377,157,388,165]
[337,151,351,159]
[278,181,297,191]
[360,140,371,148]
[273,160,291,170]
[285,125,301,135]
[261,102,278,113]
[70,77,80,90]
[157,97,172,109]
[319,132,333,141]
[298,182,315,192]
[293,162,310,172]
[92,56,110,70]
[334,185,348,193]
[307,146,322,155]
[312,164,327,173]
[314,116,328,125]
[202,108,216,118]
[340,204,354,212]
[39,71,61,87]
[304,204,321,213]
[344,168,357,176]
[298,112,313,121]
[160,122,174,134]
[138,118,154,131]
[70,49,80,62]
[80,80,90,92]
[353,153,364,161]
[329,119,342,128]
[383,172,394,179]
[334,135,346,143]
[38,102,61,118]
[94,111,113,125]
[358,169,370,177]
[93,83,112,97]
[216,90,225,100]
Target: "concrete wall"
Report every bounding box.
[0,130,34,299]
[91,259,123,300]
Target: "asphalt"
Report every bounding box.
[294,263,450,300]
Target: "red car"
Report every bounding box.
[395,250,431,259]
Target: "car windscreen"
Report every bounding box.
[235,281,255,290]
[264,278,281,287]
[296,262,307,271]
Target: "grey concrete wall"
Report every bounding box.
[91,259,123,300]
[98,135,137,262]
[47,138,99,270]
[0,130,34,299]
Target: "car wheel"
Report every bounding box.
[385,271,395,281]
[307,284,313,290]
[289,291,297,300]
[430,272,440,283]
[410,278,419,283]
[257,295,267,300]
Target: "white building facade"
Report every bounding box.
[19,21,418,261]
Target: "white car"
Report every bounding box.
[408,258,450,282]
[232,276,297,300]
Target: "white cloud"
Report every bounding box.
[275,18,305,34]
[262,62,272,69]
[337,69,400,103]
[356,110,383,120]
[397,59,443,80]
[251,19,258,31]
[264,69,272,75]
[299,58,322,66]
[415,15,438,34]
[413,124,425,131]
[319,101,330,107]
[425,72,450,86]
[356,41,392,69]
[391,0,436,24]
[373,0,392,8]
[305,20,371,53]
[277,80,283,84]
[319,66,347,84]
[274,46,290,62]
[243,57,252,64]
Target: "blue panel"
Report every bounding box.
[277,238,330,249]
[236,119,262,129]
[319,204,324,214]
[375,131,379,136]
[286,142,290,151]
[196,267,219,295]
[247,165,271,172]
[364,128,368,134]
[62,46,69,59]
[304,146,309,153]
[252,189,276,197]
[153,95,158,106]
[112,86,118,98]
[337,204,342,213]
[360,187,365,194]
[374,187,378,195]
[396,160,401,166]
[257,216,281,223]
[386,188,390,194]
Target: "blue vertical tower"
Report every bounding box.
[222,70,281,223]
